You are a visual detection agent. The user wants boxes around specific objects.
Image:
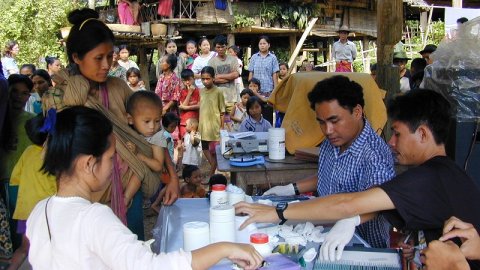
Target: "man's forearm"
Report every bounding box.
[296,174,318,193]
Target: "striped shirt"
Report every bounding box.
[317,120,395,248]
[248,52,279,93]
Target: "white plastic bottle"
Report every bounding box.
[210,205,235,243]
[210,184,228,207]
[250,233,272,257]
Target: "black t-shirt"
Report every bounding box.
[379,156,480,269]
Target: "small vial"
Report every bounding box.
[250,233,272,257]
[210,184,228,207]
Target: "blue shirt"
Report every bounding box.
[317,120,395,248]
[248,52,279,93]
[239,115,272,132]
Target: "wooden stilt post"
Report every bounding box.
[138,47,150,91]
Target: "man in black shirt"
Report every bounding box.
[236,90,480,269]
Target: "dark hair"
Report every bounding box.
[180,68,194,80]
[162,112,180,128]
[166,39,177,46]
[126,90,162,115]
[3,40,18,57]
[118,44,129,51]
[457,17,468,24]
[126,67,141,78]
[32,69,52,86]
[163,54,177,72]
[42,106,113,178]
[279,62,288,69]
[248,77,261,91]
[25,114,48,146]
[113,46,120,54]
[258,35,270,44]
[209,174,227,187]
[410,58,427,74]
[387,89,452,145]
[200,66,215,77]
[66,8,115,64]
[20,64,36,74]
[182,164,200,180]
[246,96,262,116]
[307,75,364,112]
[45,56,59,69]
[240,88,254,97]
[186,40,196,47]
[213,35,227,46]
[8,74,33,92]
[370,63,377,72]
[229,45,240,55]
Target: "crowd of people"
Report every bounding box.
[0,5,478,270]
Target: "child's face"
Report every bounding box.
[165,122,178,133]
[185,120,197,132]
[248,102,262,120]
[128,102,162,137]
[201,73,214,89]
[119,48,129,61]
[182,77,194,88]
[166,42,177,54]
[240,94,249,106]
[160,58,170,72]
[187,169,203,185]
[186,43,197,56]
[248,82,259,93]
[200,40,210,54]
[128,74,139,85]
[279,65,288,77]
[227,48,236,57]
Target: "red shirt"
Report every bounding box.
[179,87,200,125]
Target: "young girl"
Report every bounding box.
[248,78,273,125]
[192,37,216,88]
[26,106,263,270]
[178,69,200,139]
[157,39,185,78]
[278,62,288,82]
[199,66,225,176]
[126,67,146,91]
[239,96,272,132]
[155,54,182,116]
[118,44,139,70]
[231,89,253,131]
[184,40,198,70]
[180,165,205,198]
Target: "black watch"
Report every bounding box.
[276,202,288,225]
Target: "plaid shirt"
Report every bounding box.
[248,52,279,93]
[317,120,395,248]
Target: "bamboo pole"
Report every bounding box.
[287,18,319,76]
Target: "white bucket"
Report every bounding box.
[209,205,236,243]
[268,128,285,160]
[234,215,258,243]
[183,221,210,251]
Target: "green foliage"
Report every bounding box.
[0,0,84,67]
[232,14,256,29]
[405,20,445,52]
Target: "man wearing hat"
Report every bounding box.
[333,25,357,72]
[393,51,411,93]
[419,44,437,65]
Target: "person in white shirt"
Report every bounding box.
[26,105,263,270]
[332,25,357,72]
[182,117,202,167]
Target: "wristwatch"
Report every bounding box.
[276,202,288,225]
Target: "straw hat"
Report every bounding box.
[393,51,411,60]
[337,25,351,33]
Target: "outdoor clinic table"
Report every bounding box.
[215,146,318,193]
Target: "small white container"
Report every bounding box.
[250,233,272,257]
[210,205,236,243]
[183,221,210,252]
[235,215,258,244]
[210,184,228,207]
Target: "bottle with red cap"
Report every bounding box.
[210,184,228,207]
[250,233,272,257]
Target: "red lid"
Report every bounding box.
[250,233,269,244]
[211,184,226,191]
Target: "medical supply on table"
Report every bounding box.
[268,128,286,160]
[210,184,228,207]
[235,215,258,243]
[250,233,272,257]
[182,221,210,252]
[313,246,401,270]
[209,204,235,243]
[227,184,246,205]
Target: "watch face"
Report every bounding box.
[276,202,287,210]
